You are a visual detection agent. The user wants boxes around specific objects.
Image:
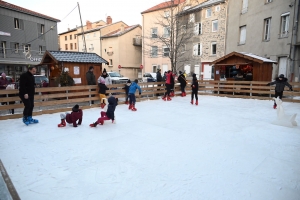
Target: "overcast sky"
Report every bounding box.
[7,0,166,33]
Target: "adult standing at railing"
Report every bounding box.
[0,72,9,106]
[86,66,96,104]
[19,66,38,125]
[178,71,187,97]
[156,69,163,96]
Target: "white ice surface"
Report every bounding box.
[0,96,300,200]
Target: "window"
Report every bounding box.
[74,43,77,49]
[151,46,158,57]
[23,44,31,52]
[239,26,246,44]
[280,13,290,38]
[194,23,202,35]
[163,46,170,57]
[14,43,19,53]
[0,41,6,54]
[164,11,170,18]
[89,44,94,51]
[151,28,158,38]
[242,0,248,14]
[39,46,43,54]
[74,34,77,39]
[14,18,23,29]
[215,5,220,12]
[212,20,218,32]
[189,13,195,23]
[193,43,202,56]
[65,44,68,50]
[37,24,45,40]
[40,24,44,34]
[211,42,217,55]
[70,43,73,50]
[70,35,72,40]
[263,18,271,41]
[163,26,170,37]
[65,36,67,41]
[109,59,113,65]
[206,8,212,18]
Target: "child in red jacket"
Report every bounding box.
[58,104,83,127]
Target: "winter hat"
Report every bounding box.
[134,79,138,83]
[103,68,107,73]
[279,74,284,78]
[1,72,6,77]
[179,71,182,74]
[127,79,131,83]
[72,104,79,112]
[89,66,94,70]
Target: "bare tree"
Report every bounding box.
[143,0,200,73]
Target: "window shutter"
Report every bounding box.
[194,24,199,35]
[19,19,24,30]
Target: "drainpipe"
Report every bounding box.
[290,0,299,82]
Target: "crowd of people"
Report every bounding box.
[0,65,294,126]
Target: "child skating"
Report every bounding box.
[266,74,293,109]
[128,79,142,111]
[191,73,199,105]
[90,96,118,127]
[58,104,83,127]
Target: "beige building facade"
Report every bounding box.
[225,0,300,82]
[101,25,142,79]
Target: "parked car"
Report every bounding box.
[143,73,157,82]
[34,75,49,87]
[107,72,129,84]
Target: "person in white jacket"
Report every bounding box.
[98,68,112,85]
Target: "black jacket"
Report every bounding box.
[86,71,96,85]
[98,83,109,94]
[106,96,118,120]
[19,71,35,96]
[191,79,199,92]
[178,74,186,86]
[267,77,292,92]
[156,72,163,82]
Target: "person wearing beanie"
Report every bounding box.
[156,69,163,96]
[98,77,109,108]
[267,74,293,109]
[86,66,96,104]
[177,70,187,97]
[128,79,142,111]
[58,104,83,127]
[97,68,112,85]
[191,73,199,105]
[90,96,118,127]
[122,79,132,104]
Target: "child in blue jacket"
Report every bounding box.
[128,79,142,111]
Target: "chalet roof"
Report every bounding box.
[76,21,128,35]
[0,0,60,22]
[101,25,141,38]
[41,51,108,64]
[211,51,277,65]
[141,0,185,14]
[181,0,225,14]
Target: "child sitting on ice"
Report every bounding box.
[90,96,118,127]
[58,104,83,127]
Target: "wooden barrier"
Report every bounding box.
[0,80,299,120]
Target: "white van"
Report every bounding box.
[107,71,129,84]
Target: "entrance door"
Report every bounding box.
[203,64,213,80]
[162,64,168,73]
[184,65,191,76]
[278,57,287,76]
[194,65,200,79]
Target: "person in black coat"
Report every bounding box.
[122,79,131,104]
[18,66,38,124]
[267,74,293,108]
[191,73,199,105]
[178,71,187,96]
[156,69,163,96]
[90,96,118,127]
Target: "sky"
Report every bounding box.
[0,95,300,200]
[6,0,166,33]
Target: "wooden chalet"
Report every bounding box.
[211,52,277,82]
[39,51,108,86]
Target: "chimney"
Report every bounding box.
[106,16,112,24]
[120,24,124,32]
[86,20,92,30]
